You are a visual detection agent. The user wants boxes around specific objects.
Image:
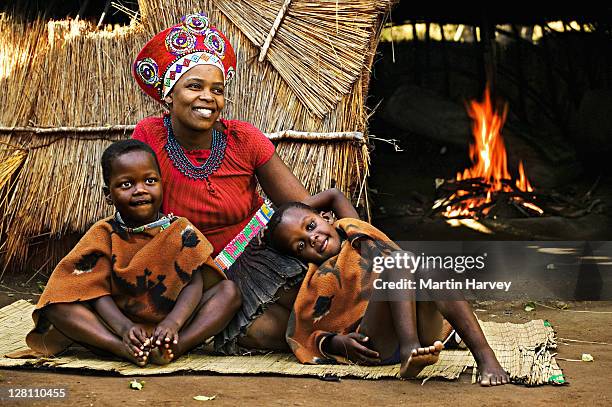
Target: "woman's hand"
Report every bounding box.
[304,188,359,219]
[328,333,380,365]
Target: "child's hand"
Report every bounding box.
[329,333,380,364]
[122,323,150,357]
[152,319,180,349]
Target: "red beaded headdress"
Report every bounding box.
[133,12,236,103]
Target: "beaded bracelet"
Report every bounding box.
[214,201,275,271]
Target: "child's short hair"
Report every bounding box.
[267,201,318,249]
[101,139,161,186]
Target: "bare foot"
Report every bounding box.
[477,359,510,386]
[149,345,175,365]
[119,343,148,367]
[400,340,444,378]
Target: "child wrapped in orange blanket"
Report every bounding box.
[26,140,241,366]
[268,189,510,386]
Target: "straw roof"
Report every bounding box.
[0,0,394,274]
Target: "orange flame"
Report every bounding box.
[516,161,533,192]
[443,86,537,218]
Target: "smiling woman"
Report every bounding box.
[164,65,226,144]
[130,12,337,355]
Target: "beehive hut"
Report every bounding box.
[0,0,395,275]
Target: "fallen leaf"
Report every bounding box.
[194,395,217,401]
[524,302,536,312]
[581,353,594,362]
[36,281,46,293]
[129,379,144,390]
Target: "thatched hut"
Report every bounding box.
[0,0,394,275]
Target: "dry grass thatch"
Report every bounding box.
[214,0,390,118]
[0,0,392,274]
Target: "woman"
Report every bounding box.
[132,13,316,354]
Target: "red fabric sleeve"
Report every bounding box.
[131,118,153,144]
[228,120,275,169]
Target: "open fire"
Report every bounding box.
[433,87,543,219]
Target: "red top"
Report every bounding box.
[132,116,275,256]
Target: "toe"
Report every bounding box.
[479,375,492,386]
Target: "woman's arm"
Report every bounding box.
[256,155,358,219]
[256,153,310,205]
[303,188,359,219]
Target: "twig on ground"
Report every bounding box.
[534,302,612,314]
[558,338,611,346]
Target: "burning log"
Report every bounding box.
[431,87,604,224]
[431,86,543,220]
[431,177,543,219]
[430,176,603,220]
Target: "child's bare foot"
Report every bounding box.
[148,336,181,365]
[149,344,176,365]
[119,343,149,367]
[471,345,510,386]
[477,359,510,386]
[400,341,444,378]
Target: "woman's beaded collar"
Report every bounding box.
[163,114,227,190]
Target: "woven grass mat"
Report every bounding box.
[0,300,564,384]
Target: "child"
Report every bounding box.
[25,140,241,366]
[268,189,510,386]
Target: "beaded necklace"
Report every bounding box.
[114,212,175,234]
[163,115,227,191]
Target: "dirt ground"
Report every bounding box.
[0,279,611,406]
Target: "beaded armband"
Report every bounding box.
[213,201,274,271]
